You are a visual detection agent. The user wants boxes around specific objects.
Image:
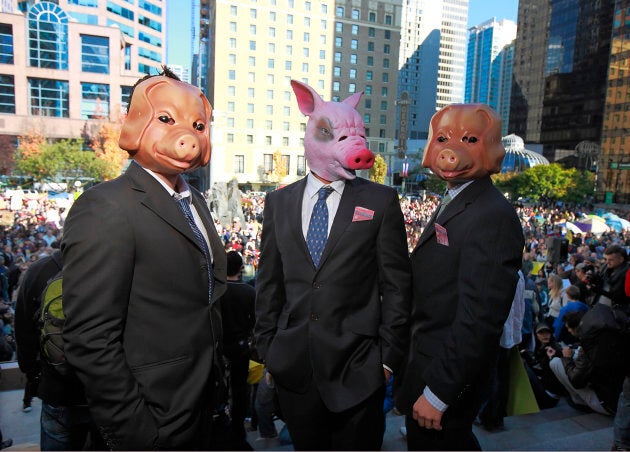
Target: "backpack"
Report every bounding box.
[34,251,68,374]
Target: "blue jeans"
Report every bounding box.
[40,403,101,451]
[614,376,630,450]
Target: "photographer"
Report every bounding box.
[574,262,597,307]
[590,245,630,309]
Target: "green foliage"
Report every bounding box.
[492,163,595,203]
[369,154,387,184]
[424,173,446,195]
[15,139,107,186]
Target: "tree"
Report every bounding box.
[89,122,128,181]
[369,154,387,184]
[14,139,106,188]
[17,127,46,159]
[0,135,16,175]
[268,150,287,184]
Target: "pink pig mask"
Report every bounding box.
[291,80,375,182]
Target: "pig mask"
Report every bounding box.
[119,75,212,176]
[291,80,374,182]
[422,104,505,185]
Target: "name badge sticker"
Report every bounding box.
[435,223,449,246]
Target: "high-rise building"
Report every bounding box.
[465,18,516,135]
[0,0,166,146]
[510,0,614,164]
[397,0,468,140]
[196,0,402,189]
[598,0,630,204]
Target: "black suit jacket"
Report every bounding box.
[254,176,411,412]
[395,177,524,418]
[61,161,227,450]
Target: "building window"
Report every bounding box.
[379,129,385,138]
[368,42,374,52]
[287,14,294,24]
[352,24,359,35]
[249,40,256,51]
[303,32,310,43]
[349,69,357,79]
[285,60,292,70]
[367,56,374,66]
[334,66,341,76]
[234,155,245,173]
[228,54,236,64]
[246,119,254,128]
[351,39,358,50]
[263,154,273,172]
[269,11,276,21]
[250,24,256,34]
[383,58,389,68]
[305,1,311,11]
[336,22,343,33]
[351,9,360,19]
[0,74,15,114]
[230,38,236,48]
[0,24,13,65]
[266,105,273,114]
[369,11,376,22]
[384,30,391,39]
[297,155,305,176]
[385,14,392,25]
[81,82,110,119]
[283,106,291,116]
[349,83,356,93]
[381,101,387,110]
[227,133,234,143]
[250,8,257,18]
[265,136,272,145]
[227,118,235,127]
[248,103,255,113]
[381,87,388,96]
[29,77,69,117]
[247,135,254,144]
[333,81,340,91]
[282,155,290,172]
[364,99,371,109]
[268,59,275,69]
[334,52,342,62]
[368,27,375,37]
[266,120,273,129]
[230,5,237,15]
[249,56,256,66]
[121,85,132,113]
[228,101,235,112]
[384,44,390,54]
[303,47,309,57]
[364,113,371,123]
[269,27,276,37]
[248,88,255,98]
[230,22,237,32]
[366,70,373,80]
[365,85,372,95]
[350,54,357,64]
[382,73,389,82]
[319,50,325,59]
[336,6,344,17]
[228,70,236,80]
[28,2,69,69]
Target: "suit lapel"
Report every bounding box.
[126,162,202,250]
[318,179,360,269]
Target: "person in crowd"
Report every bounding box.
[574,262,597,306]
[254,80,411,451]
[394,104,524,450]
[61,68,227,450]
[14,250,103,450]
[591,245,630,308]
[549,310,626,415]
[552,285,589,345]
[546,273,567,325]
[220,250,256,449]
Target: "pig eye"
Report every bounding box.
[319,127,331,136]
[437,136,448,143]
[193,121,205,132]
[158,115,175,125]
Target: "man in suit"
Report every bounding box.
[254,80,411,450]
[395,104,524,450]
[61,67,227,450]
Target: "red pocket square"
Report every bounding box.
[352,206,374,222]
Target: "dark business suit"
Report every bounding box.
[61,161,227,450]
[255,176,411,450]
[395,177,524,450]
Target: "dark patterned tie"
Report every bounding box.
[175,196,214,302]
[306,186,334,268]
[437,191,452,219]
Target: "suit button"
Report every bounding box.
[313,282,321,289]
[310,313,319,321]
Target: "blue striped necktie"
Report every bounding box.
[175,196,214,302]
[306,186,334,268]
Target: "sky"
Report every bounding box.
[166,0,520,68]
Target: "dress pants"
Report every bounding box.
[276,378,385,451]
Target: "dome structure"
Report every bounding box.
[500,134,549,173]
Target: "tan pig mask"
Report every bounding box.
[422,104,505,185]
[119,76,212,175]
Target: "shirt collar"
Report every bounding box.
[306,172,345,199]
[447,180,474,199]
[139,166,191,202]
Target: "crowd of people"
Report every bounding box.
[1,187,630,449]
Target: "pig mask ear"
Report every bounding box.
[291,80,323,116]
[342,91,362,109]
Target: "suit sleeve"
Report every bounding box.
[15,266,42,378]
[377,189,412,374]
[254,192,287,362]
[424,203,524,405]
[62,189,159,450]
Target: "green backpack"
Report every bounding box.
[35,251,68,374]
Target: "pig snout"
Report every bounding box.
[436,148,472,171]
[343,147,375,169]
[171,132,202,161]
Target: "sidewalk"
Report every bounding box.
[0,388,615,451]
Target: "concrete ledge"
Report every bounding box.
[0,361,26,391]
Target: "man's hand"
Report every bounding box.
[412,394,443,430]
[384,368,392,383]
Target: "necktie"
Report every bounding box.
[306,186,334,267]
[437,191,452,218]
[175,196,214,302]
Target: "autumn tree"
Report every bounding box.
[0,135,16,175]
[369,154,387,184]
[17,127,46,159]
[89,122,128,180]
[268,150,287,184]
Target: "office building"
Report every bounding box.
[397,0,468,140]
[0,0,166,153]
[196,0,402,189]
[598,0,630,204]
[465,18,516,135]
